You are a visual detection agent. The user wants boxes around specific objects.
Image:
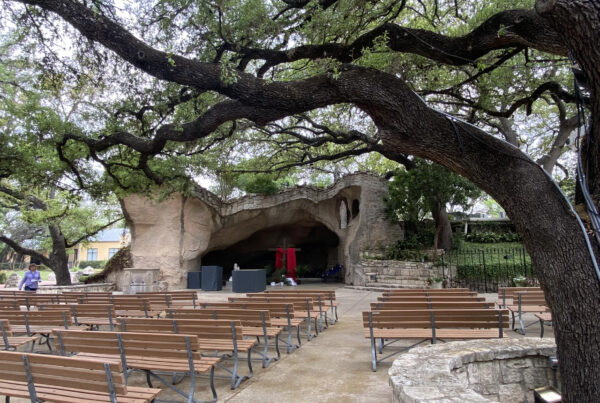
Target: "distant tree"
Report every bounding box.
[386,159,481,250]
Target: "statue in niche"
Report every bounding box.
[339,200,348,229]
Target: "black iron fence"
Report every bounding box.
[441,247,536,293]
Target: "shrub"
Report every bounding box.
[464,231,521,243]
[77,260,106,269]
[0,271,6,284]
[268,268,286,283]
[456,263,531,280]
[295,264,311,278]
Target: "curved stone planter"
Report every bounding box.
[389,338,558,402]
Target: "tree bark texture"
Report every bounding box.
[10,0,600,399]
[432,202,453,251]
[48,225,72,286]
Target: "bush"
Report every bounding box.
[456,263,531,280]
[464,231,521,243]
[77,260,106,269]
[268,268,286,283]
[295,264,311,278]
[0,271,6,284]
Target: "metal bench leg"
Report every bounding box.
[275,335,281,360]
[262,337,269,368]
[230,353,239,389]
[511,311,516,330]
[370,335,377,372]
[208,366,217,403]
[306,318,312,341]
[379,338,384,354]
[539,318,545,338]
[517,311,526,335]
[247,350,253,378]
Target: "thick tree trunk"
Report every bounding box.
[48,225,71,286]
[432,201,453,251]
[351,69,600,401]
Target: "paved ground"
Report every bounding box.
[6,284,555,402]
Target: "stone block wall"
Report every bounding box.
[357,259,456,288]
[389,338,559,402]
[37,283,116,294]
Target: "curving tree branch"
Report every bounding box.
[0,235,50,266]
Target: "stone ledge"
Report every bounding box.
[389,338,557,403]
[37,283,116,294]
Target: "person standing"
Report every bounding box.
[18,262,41,292]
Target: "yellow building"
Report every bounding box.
[72,228,130,265]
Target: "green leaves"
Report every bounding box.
[385,158,482,223]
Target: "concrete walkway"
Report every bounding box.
[223,285,391,402]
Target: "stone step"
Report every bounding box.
[365,283,427,288]
[375,275,424,281]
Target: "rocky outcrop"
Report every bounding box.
[122,173,403,290]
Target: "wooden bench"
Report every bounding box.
[137,291,198,309]
[260,289,339,323]
[116,317,255,389]
[78,297,161,318]
[363,308,508,371]
[229,296,321,340]
[196,301,303,353]
[383,288,474,295]
[371,300,494,311]
[0,310,76,351]
[506,291,549,334]
[0,294,63,311]
[40,304,117,330]
[0,300,20,311]
[496,286,542,308]
[378,295,486,303]
[0,350,161,402]
[168,308,282,367]
[54,329,218,402]
[0,319,37,351]
[535,312,553,338]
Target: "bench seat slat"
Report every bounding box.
[0,380,159,403]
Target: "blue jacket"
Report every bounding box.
[18,270,41,290]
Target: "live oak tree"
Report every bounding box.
[2,0,600,399]
[0,44,123,284]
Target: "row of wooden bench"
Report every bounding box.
[0,288,340,402]
[0,290,198,311]
[363,288,508,371]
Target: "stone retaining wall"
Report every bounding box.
[37,283,116,294]
[359,259,456,288]
[389,338,558,402]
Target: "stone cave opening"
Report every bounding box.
[201,221,340,280]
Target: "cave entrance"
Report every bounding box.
[202,221,340,280]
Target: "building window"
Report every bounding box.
[108,248,119,259]
[87,248,98,261]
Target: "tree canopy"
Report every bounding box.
[1,0,600,399]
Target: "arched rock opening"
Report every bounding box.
[202,221,340,279]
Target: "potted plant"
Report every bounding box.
[512,275,529,287]
[428,276,444,289]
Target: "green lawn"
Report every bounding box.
[448,241,533,280]
[457,241,525,251]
